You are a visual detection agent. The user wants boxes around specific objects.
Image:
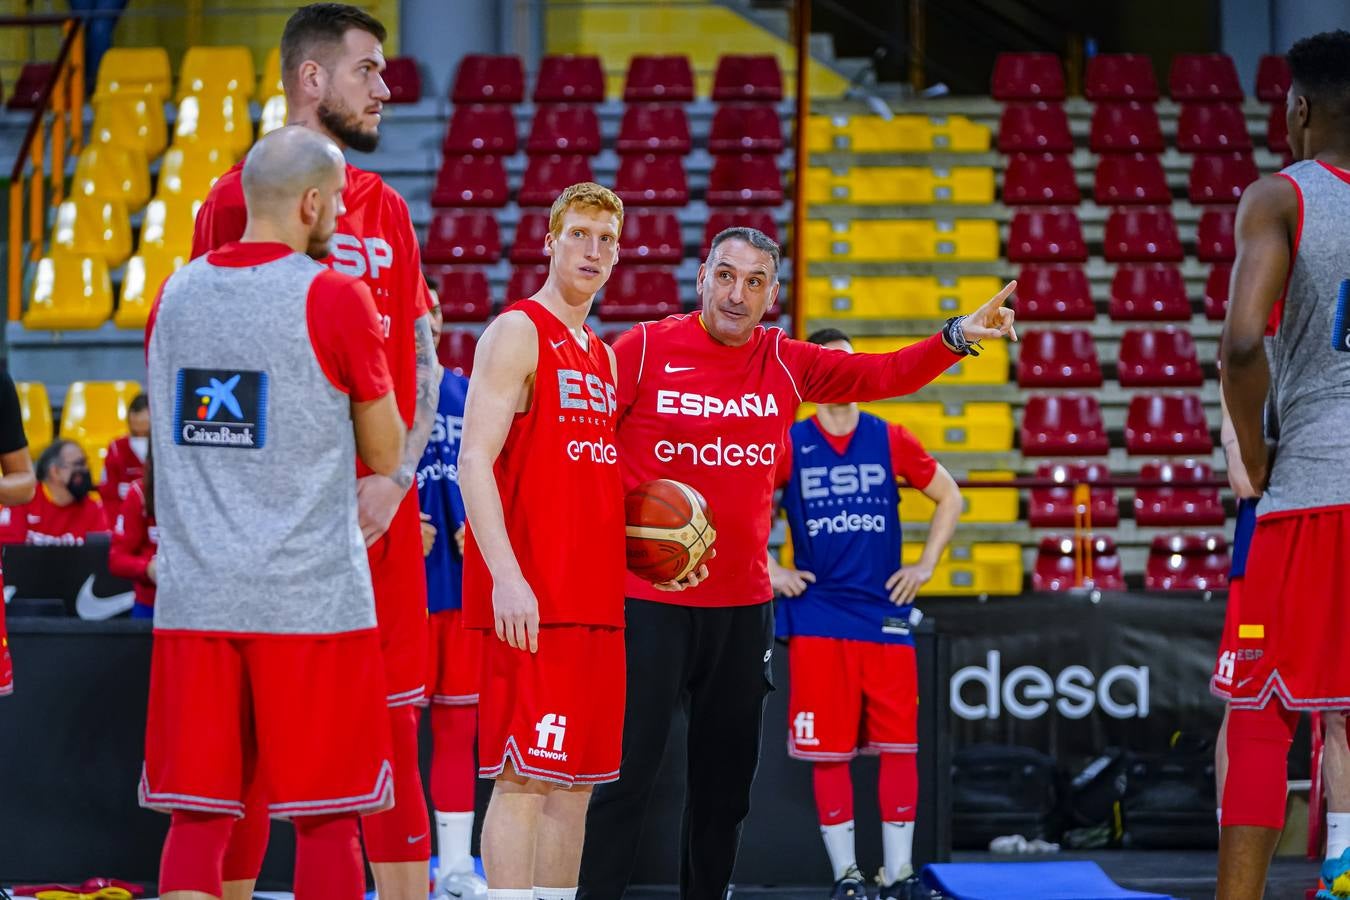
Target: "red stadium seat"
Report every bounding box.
[383,57,422,104]
[1177,102,1251,152]
[507,264,548,302]
[431,155,508,207]
[438,330,478,375]
[1028,462,1119,528]
[426,266,493,322]
[533,54,605,103]
[1016,329,1102,388]
[1014,265,1095,320]
[443,104,517,155]
[1108,264,1191,321]
[620,211,684,264]
[1256,54,1291,103]
[712,55,783,102]
[1118,327,1203,386]
[1125,394,1213,455]
[1004,153,1080,205]
[599,267,683,321]
[451,54,524,104]
[709,104,784,153]
[8,62,51,109]
[1197,207,1237,263]
[527,105,602,155]
[703,210,780,254]
[519,154,595,207]
[509,212,550,264]
[1145,533,1229,591]
[1089,102,1164,154]
[1104,208,1183,262]
[1084,54,1159,102]
[1020,394,1110,456]
[1267,103,1290,154]
[997,102,1073,154]
[1007,209,1087,263]
[598,326,630,346]
[1135,460,1225,527]
[1203,263,1231,320]
[615,154,689,206]
[423,211,500,264]
[617,104,691,154]
[1033,535,1125,592]
[1094,153,1170,206]
[624,55,694,103]
[1189,152,1259,204]
[1170,53,1243,102]
[991,52,1065,101]
[707,154,782,206]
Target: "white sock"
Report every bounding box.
[820,820,857,880]
[435,809,476,877]
[488,891,533,900]
[533,888,578,900]
[1328,812,1350,860]
[1216,807,1223,825]
[882,820,916,884]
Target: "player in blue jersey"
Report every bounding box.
[418,296,487,900]
[768,328,962,900]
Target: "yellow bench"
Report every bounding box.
[848,336,1009,386]
[903,542,1023,595]
[805,166,995,205]
[899,471,1019,523]
[805,219,999,262]
[807,114,991,153]
[859,402,1014,452]
[805,275,1005,319]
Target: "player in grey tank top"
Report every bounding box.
[1218,30,1350,900]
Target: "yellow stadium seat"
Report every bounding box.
[50,198,132,268]
[259,46,283,100]
[177,45,256,100]
[899,471,1019,523]
[858,402,1014,452]
[173,94,253,157]
[72,144,150,212]
[94,47,171,101]
[92,95,168,160]
[902,542,1022,595]
[259,94,288,137]
[156,145,236,199]
[805,219,999,262]
[116,249,185,330]
[24,255,114,330]
[805,166,995,205]
[139,197,202,257]
[849,336,1009,385]
[60,381,143,483]
[15,381,53,458]
[806,275,1005,320]
[807,114,991,153]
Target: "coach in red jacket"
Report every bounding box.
[579,226,1016,900]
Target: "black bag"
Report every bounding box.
[951,744,1062,848]
[1062,749,1128,849]
[1119,733,1218,849]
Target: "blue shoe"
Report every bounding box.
[1317,847,1350,898]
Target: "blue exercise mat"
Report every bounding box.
[923,861,1174,900]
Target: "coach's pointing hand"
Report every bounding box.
[494,574,540,653]
[959,280,1018,343]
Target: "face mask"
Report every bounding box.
[67,469,92,502]
[129,436,149,460]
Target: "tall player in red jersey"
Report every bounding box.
[189,7,438,900]
[579,227,1016,900]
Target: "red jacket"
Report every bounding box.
[109,479,156,608]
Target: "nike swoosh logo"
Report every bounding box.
[664,363,695,373]
[76,574,135,621]
[801,445,817,454]
[551,338,568,350]
[406,832,428,844]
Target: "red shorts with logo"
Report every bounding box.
[787,636,918,761]
[140,630,394,818]
[477,624,624,786]
[1210,577,1243,700]
[369,492,430,707]
[1228,506,1350,710]
[0,597,11,697]
[427,608,480,705]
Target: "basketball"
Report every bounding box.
[625,479,717,584]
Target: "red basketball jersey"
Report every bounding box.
[462,300,626,628]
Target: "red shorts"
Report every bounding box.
[477,624,624,786]
[787,636,918,761]
[1229,506,1350,710]
[140,630,394,818]
[0,598,11,697]
[1210,577,1243,700]
[369,493,430,707]
[427,608,480,705]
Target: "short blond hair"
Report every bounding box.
[548,182,624,238]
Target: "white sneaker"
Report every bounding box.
[435,869,489,900]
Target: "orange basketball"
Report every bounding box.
[625,479,717,584]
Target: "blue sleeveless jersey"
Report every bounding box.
[1230,497,1259,579]
[419,369,468,613]
[777,414,910,645]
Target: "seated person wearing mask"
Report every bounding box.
[2,440,108,545]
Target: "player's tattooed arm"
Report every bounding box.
[392,312,439,490]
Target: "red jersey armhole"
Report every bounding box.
[1270,171,1304,334]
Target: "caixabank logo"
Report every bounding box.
[174,369,268,449]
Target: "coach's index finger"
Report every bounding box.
[975,280,1017,317]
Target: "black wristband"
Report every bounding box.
[942,315,981,357]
